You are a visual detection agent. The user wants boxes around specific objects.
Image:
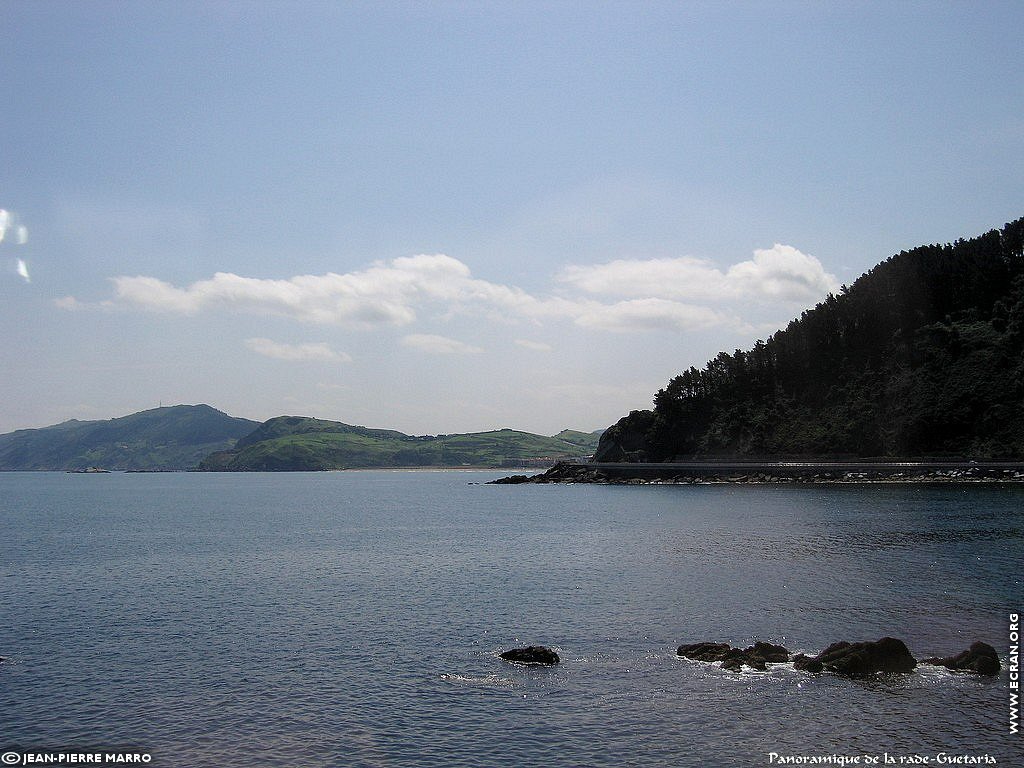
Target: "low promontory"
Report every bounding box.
[493,460,1024,484]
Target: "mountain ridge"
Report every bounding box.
[198,415,602,471]
[0,404,259,471]
[0,407,602,471]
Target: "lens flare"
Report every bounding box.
[0,209,28,246]
[2,210,32,283]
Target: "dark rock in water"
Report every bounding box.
[744,655,767,671]
[743,641,790,663]
[677,640,791,671]
[921,641,1000,676]
[720,657,743,671]
[792,653,823,673]
[500,646,560,665]
[676,642,734,662]
[808,637,916,675]
[490,474,533,484]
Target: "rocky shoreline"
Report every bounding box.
[676,636,1000,677]
[497,637,1001,677]
[492,460,1024,485]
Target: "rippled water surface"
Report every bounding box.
[1,472,1021,767]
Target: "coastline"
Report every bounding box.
[493,460,1024,485]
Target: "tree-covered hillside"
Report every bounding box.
[596,217,1024,461]
[0,405,259,470]
[199,416,602,471]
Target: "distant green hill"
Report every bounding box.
[199,415,602,471]
[0,405,259,471]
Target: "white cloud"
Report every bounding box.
[16,259,30,283]
[106,254,534,328]
[725,244,839,301]
[111,271,417,325]
[558,245,838,304]
[571,298,741,332]
[559,256,729,300]
[54,296,87,310]
[514,339,553,352]
[244,338,351,363]
[65,245,835,336]
[401,334,483,355]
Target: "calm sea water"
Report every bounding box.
[0,471,1021,767]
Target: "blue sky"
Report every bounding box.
[2,0,1022,435]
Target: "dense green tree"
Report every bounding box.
[596,217,1024,461]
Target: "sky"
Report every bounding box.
[1,0,1022,436]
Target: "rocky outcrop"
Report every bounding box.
[921,641,1000,676]
[496,464,608,484]
[500,646,560,665]
[592,410,656,462]
[792,653,824,673]
[793,637,917,675]
[746,641,791,663]
[677,641,790,672]
[675,642,734,663]
[491,461,1024,485]
[676,636,981,677]
[489,474,532,484]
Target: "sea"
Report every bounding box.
[0,471,1021,767]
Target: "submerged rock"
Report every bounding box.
[500,646,560,665]
[805,637,916,675]
[921,641,1000,676]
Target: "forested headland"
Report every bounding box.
[595,217,1024,462]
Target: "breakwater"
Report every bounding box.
[493,460,1024,484]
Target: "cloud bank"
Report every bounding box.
[401,334,483,355]
[514,339,553,352]
[557,245,838,303]
[63,246,837,335]
[244,338,351,363]
[107,254,532,327]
